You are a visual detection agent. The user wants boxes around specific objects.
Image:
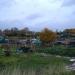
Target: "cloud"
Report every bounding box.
[0,0,14,9]
[26,14,42,20]
[0,0,61,21]
[0,0,75,31]
[62,0,75,6]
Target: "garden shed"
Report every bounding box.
[0,36,8,44]
[31,39,41,47]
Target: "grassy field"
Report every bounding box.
[0,53,75,75]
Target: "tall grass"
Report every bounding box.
[0,53,75,75]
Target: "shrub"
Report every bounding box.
[4,50,11,56]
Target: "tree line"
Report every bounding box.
[0,27,36,37]
[0,27,75,56]
[0,27,75,43]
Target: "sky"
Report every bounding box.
[0,0,75,31]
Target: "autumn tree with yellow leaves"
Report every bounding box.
[39,28,57,46]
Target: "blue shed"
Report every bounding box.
[31,39,41,47]
[0,36,8,44]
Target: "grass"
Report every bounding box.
[0,45,75,75]
[0,53,75,75]
[36,45,75,57]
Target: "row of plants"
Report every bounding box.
[37,46,75,57]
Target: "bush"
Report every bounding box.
[19,46,32,53]
[4,50,11,56]
[37,46,75,57]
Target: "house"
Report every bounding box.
[67,39,75,47]
[55,38,75,47]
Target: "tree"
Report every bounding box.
[39,28,57,46]
[0,29,2,35]
[35,32,40,38]
[3,28,19,37]
[18,27,29,37]
[3,29,10,36]
[2,44,11,56]
[10,27,19,36]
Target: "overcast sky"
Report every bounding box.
[0,0,75,31]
